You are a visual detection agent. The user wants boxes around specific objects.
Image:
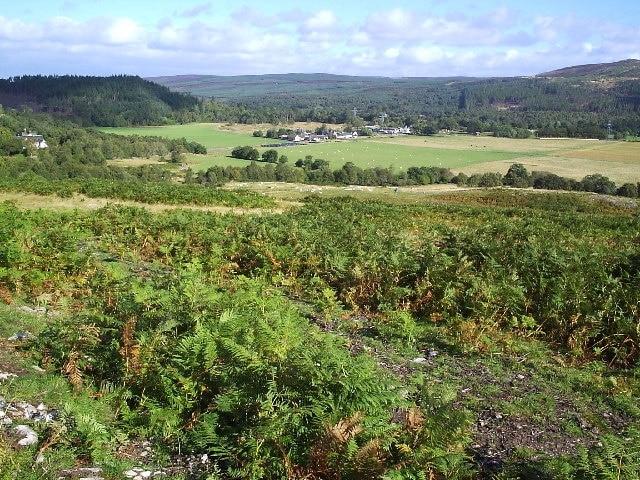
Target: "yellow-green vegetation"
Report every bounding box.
[1,189,639,479]
[98,123,281,150]
[103,123,640,184]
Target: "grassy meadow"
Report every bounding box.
[100,122,640,184]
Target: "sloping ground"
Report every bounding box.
[307,311,640,478]
[2,301,638,479]
[540,59,640,78]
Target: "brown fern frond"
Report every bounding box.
[354,437,384,472]
[119,316,141,375]
[62,350,83,389]
[81,323,101,341]
[393,406,425,433]
[0,285,13,304]
[35,422,67,463]
[328,412,364,444]
[405,407,424,432]
[309,412,365,478]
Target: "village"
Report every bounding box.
[275,124,412,144]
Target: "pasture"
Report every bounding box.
[101,122,640,184]
[98,123,281,150]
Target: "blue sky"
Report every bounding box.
[2,0,639,78]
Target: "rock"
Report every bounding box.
[411,357,428,363]
[14,424,38,446]
[58,467,104,479]
[16,401,37,419]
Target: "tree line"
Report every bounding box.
[196,151,640,198]
[0,106,205,180]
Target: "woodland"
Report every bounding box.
[0,63,639,480]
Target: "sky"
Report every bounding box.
[2,0,639,79]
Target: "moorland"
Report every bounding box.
[0,61,639,480]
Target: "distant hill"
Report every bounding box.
[145,72,472,101]
[147,60,640,102]
[0,60,638,135]
[539,59,640,78]
[0,75,199,126]
[145,60,640,137]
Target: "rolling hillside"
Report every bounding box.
[146,60,640,136]
[0,75,199,126]
[147,59,640,100]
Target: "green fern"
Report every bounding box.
[575,427,640,480]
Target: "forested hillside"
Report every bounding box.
[1,60,639,137]
[151,59,640,138]
[0,75,199,126]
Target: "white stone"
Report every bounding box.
[15,425,38,446]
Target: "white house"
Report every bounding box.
[17,130,48,149]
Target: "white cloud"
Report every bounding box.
[383,47,400,59]
[408,46,447,64]
[304,10,338,31]
[0,4,638,78]
[0,20,31,44]
[349,31,370,46]
[230,7,279,28]
[365,8,417,40]
[103,17,144,45]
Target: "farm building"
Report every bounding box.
[16,130,48,149]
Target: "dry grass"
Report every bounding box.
[108,157,168,167]
[454,160,639,184]
[219,121,342,136]
[558,141,640,163]
[370,134,589,152]
[0,192,293,214]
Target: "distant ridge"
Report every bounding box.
[145,72,474,100]
[539,58,640,78]
[147,60,640,100]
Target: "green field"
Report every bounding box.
[98,123,281,150]
[101,122,640,183]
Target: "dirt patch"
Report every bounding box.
[0,338,31,377]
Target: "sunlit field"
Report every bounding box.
[98,123,281,150]
[101,123,640,184]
